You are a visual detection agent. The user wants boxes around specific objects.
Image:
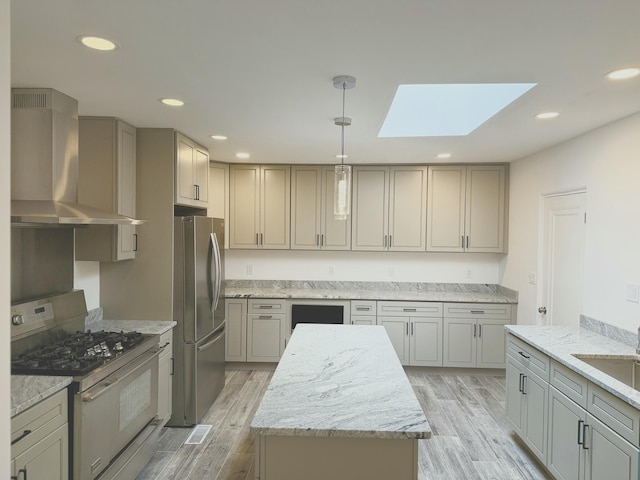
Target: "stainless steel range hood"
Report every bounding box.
[11,88,145,226]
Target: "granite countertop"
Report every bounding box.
[89,319,177,335]
[11,375,73,418]
[250,324,432,440]
[506,325,640,410]
[225,280,518,304]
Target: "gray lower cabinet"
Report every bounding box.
[226,298,248,362]
[157,329,174,426]
[507,333,640,480]
[350,300,376,325]
[11,389,69,480]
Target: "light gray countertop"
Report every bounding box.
[226,287,516,303]
[90,319,176,335]
[11,375,73,417]
[506,325,640,410]
[250,324,432,440]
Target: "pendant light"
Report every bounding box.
[333,75,356,220]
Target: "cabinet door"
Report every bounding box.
[176,133,196,206]
[388,166,427,251]
[476,319,507,368]
[116,120,137,260]
[14,424,68,480]
[443,318,476,367]
[378,316,410,365]
[465,165,506,252]
[426,166,465,252]
[351,315,376,325]
[229,165,260,248]
[321,166,351,250]
[522,370,549,465]
[506,355,525,435]
[410,317,442,366]
[158,347,173,425]
[226,299,247,361]
[547,386,586,480]
[352,167,389,251]
[193,147,209,206]
[291,166,322,250]
[260,165,290,249]
[247,314,285,362]
[585,413,639,480]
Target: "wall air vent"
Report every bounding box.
[12,92,49,109]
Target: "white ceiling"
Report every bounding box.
[10,0,640,165]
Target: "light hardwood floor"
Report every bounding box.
[137,365,551,480]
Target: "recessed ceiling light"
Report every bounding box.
[210,135,228,141]
[335,154,348,159]
[535,112,560,120]
[606,67,640,81]
[77,35,117,51]
[160,98,184,107]
[378,83,537,137]
[436,153,452,159]
[235,152,250,159]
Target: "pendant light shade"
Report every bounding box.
[333,75,356,220]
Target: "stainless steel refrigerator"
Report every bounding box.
[169,216,225,426]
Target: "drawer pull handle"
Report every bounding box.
[518,351,530,359]
[356,307,370,311]
[403,308,417,312]
[258,305,273,309]
[259,315,273,319]
[470,310,485,314]
[11,429,32,445]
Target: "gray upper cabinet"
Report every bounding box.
[76,117,137,261]
[352,166,427,252]
[175,132,209,208]
[229,164,290,249]
[291,165,351,250]
[427,165,507,253]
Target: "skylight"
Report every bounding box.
[378,83,537,137]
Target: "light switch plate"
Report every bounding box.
[627,284,640,303]
[528,272,537,285]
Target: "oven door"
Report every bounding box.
[75,348,159,480]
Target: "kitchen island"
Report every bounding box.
[250,324,431,480]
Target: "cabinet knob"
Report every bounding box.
[12,314,24,326]
[538,306,547,314]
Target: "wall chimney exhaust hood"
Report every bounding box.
[11,88,145,226]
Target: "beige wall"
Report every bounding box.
[2,0,11,473]
[502,112,640,331]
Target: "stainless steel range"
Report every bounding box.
[11,290,161,480]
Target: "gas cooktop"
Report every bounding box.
[11,329,146,376]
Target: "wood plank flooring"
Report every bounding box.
[137,365,551,480]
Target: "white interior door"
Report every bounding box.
[541,192,586,326]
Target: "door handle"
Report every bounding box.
[478,324,482,337]
[538,306,547,314]
[388,235,392,249]
[133,233,138,252]
[521,375,527,395]
[577,419,584,445]
[518,373,523,393]
[316,234,320,246]
[582,423,589,449]
[466,236,469,248]
[209,234,216,313]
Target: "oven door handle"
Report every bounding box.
[80,348,159,403]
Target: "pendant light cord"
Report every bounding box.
[341,81,346,166]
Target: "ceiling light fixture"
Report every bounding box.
[606,67,640,81]
[160,98,184,107]
[333,75,356,220]
[535,111,560,120]
[210,135,228,141]
[235,152,250,159]
[436,153,452,159]
[77,35,118,51]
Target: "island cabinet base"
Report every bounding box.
[255,435,418,480]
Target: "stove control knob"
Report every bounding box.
[11,314,24,326]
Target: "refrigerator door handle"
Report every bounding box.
[212,232,222,312]
[197,324,225,351]
[209,233,216,313]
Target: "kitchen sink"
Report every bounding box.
[572,354,640,391]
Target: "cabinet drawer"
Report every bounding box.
[550,360,588,408]
[12,389,68,458]
[506,334,550,382]
[248,299,287,314]
[158,330,173,360]
[377,301,443,317]
[351,301,376,315]
[587,383,640,447]
[444,303,511,320]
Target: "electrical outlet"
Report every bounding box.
[465,268,473,279]
[627,284,640,303]
[528,272,537,285]
[246,265,253,275]
[328,266,334,275]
